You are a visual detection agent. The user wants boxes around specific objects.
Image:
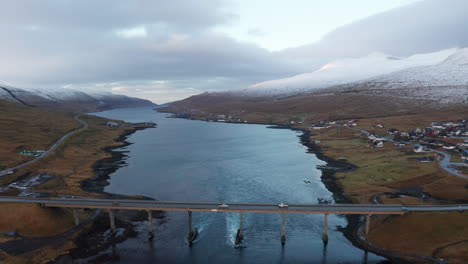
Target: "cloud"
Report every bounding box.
[281,0,468,65]
[116,26,148,39]
[0,0,306,103]
[247,28,265,37]
[1,0,467,103]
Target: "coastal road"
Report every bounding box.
[0,196,466,214]
[431,149,468,179]
[0,114,88,177]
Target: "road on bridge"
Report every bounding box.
[0,196,466,214]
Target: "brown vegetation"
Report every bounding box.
[0,100,80,170]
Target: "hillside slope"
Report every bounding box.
[0,100,81,170]
[0,85,155,112]
[243,49,456,96]
[162,48,468,122]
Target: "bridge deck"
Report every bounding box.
[0,196,466,215]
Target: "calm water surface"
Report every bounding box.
[91,107,386,264]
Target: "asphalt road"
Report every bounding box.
[0,114,88,177]
[0,196,465,214]
[431,149,468,179]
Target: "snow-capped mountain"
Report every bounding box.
[242,48,458,96]
[334,48,468,103]
[0,85,156,112]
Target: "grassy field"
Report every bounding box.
[8,114,138,197]
[0,203,74,237]
[367,212,468,264]
[0,100,148,263]
[0,100,81,170]
[311,118,468,263]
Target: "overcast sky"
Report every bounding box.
[1,0,467,103]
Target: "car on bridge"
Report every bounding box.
[278,203,288,208]
[218,204,229,209]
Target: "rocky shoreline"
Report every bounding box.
[55,114,412,263]
[52,125,165,263]
[297,129,413,264]
[167,118,412,263]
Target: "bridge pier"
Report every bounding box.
[281,213,286,245]
[187,211,198,245]
[109,209,116,233]
[235,212,244,246]
[322,213,329,244]
[365,214,371,235]
[73,209,79,226]
[147,210,154,240]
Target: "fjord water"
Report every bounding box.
[92,107,385,264]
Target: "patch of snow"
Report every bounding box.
[343,48,468,103]
[241,48,457,96]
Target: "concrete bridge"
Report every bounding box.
[1,196,466,245]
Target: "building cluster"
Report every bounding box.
[104,121,156,128]
[211,114,245,123]
[19,150,46,156]
[308,118,468,163]
[105,121,121,127]
[309,120,358,130]
[385,119,468,162]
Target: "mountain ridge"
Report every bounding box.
[0,84,156,112]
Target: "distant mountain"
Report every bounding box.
[242,48,457,96]
[162,48,468,120]
[0,85,156,112]
[332,48,468,104]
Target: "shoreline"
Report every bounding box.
[56,111,420,263]
[81,126,146,197]
[297,129,414,264]
[161,113,411,263]
[53,122,163,262]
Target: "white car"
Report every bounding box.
[218,204,229,209]
[278,203,288,208]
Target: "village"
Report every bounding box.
[308,118,468,167]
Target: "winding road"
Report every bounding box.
[0,114,88,177]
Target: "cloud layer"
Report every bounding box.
[0,0,467,103]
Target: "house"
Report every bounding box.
[106,121,119,127]
[431,122,444,129]
[311,124,327,130]
[376,124,384,129]
[458,140,468,148]
[387,128,399,135]
[414,145,427,153]
[375,141,384,148]
[394,142,406,148]
[442,144,456,150]
[461,149,468,163]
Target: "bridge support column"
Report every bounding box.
[73,209,80,226]
[235,212,243,246]
[187,211,198,245]
[147,210,154,240]
[281,213,286,245]
[365,214,371,235]
[109,209,116,233]
[322,213,329,244]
